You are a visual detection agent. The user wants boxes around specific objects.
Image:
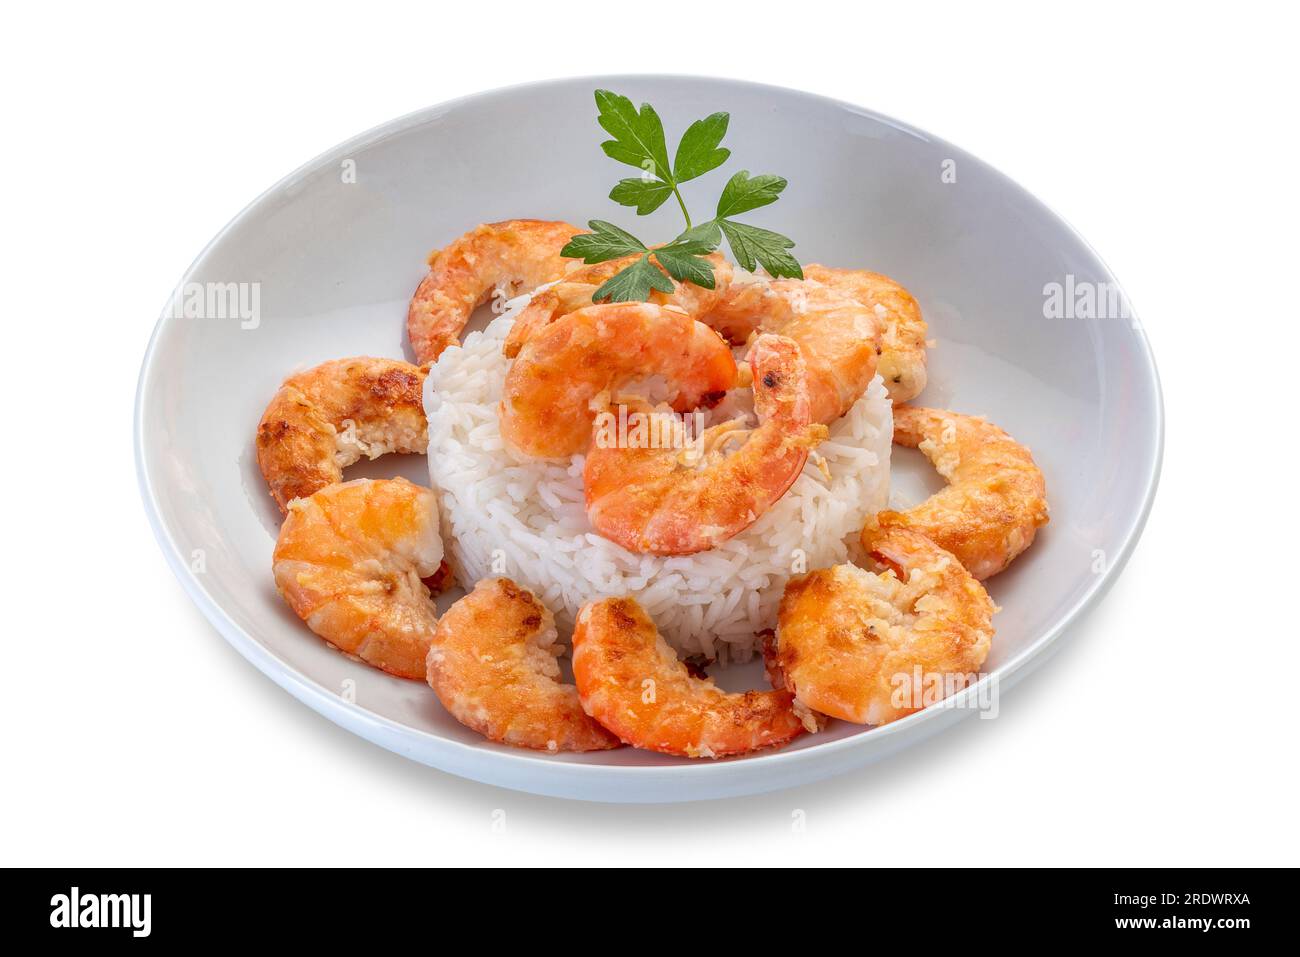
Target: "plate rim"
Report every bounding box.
[134,73,1165,800]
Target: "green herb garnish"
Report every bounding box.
[560,90,802,303]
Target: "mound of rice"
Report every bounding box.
[424,295,892,662]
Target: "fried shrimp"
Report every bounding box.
[407,219,581,363]
[871,406,1049,580]
[802,266,927,403]
[702,278,881,424]
[774,527,997,725]
[426,579,621,752]
[498,301,738,459]
[572,597,812,758]
[272,478,442,679]
[502,252,734,358]
[256,357,428,512]
[584,334,826,555]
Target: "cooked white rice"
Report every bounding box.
[423,294,892,662]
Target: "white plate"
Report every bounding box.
[135,76,1162,802]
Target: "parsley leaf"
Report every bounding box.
[568,91,802,300]
[592,254,676,302]
[716,171,788,218]
[673,112,731,183]
[653,246,716,289]
[595,90,671,181]
[717,220,803,279]
[676,220,723,249]
[561,220,647,263]
[609,177,674,215]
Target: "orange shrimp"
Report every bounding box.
[272,478,441,679]
[407,219,581,363]
[427,579,621,752]
[572,597,813,758]
[256,357,427,512]
[702,278,881,423]
[502,251,733,358]
[498,301,737,460]
[774,527,997,725]
[802,265,928,403]
[870,406,1049,579]
[584,334,826,555]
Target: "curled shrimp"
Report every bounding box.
[802,265,928,403]
[774,527,997,726]
[870,406,1049,580]
[427,579,621,752]
[702,278,881,423]
[407,219,581,363]
[498,301,737,460]
[572,597,813,758]
[272,478,442,679]
[584,334,826,555]
[256,357,428,512]
[502,251,734,358]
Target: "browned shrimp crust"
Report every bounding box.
[775,527,996,725]
[498,301,738,460]
[700,278,881,424]
[407,219,581,362]
[427,579,620,752]
[583,334,825,554]
[803,265,928,403]
[273,478,442,680]
[871,406,1049,580]
[256,357,428,512]
[572,597,811,758]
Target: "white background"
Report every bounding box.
[5,1,1297,866]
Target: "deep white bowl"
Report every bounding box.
[135,76,1162,802]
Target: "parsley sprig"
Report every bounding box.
[560,90,803,303]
